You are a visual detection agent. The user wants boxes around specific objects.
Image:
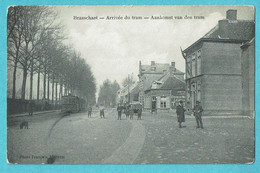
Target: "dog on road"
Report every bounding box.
[20,121,28,129]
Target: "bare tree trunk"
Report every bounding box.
[37,70,40,101]
[21,41,30,100]
[29,59,35,101]
[29,64,33,100]
[12,60,18,99]
[21,67,27,100]
[47,74,50,102]
[43,67,46,99]
[64,83,67,95]
[59,79,63,102]
[52,74,54,103]
[55,81,58,105]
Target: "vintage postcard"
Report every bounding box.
[7,5,255,164]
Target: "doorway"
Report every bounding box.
[152,96,157,112]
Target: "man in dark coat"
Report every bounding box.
[117,104,123,120]
[137,107,142,120]
[125,105,130,119]
[193,101,204,129]
[129,106,134,120]
[176,100,185,128]
[28,100,34,116]
[100,104,105,118]
[88,105,92,118]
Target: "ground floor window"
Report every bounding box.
[151,96,157,110]
[160,96,167,108]
[171,98,175,109]
[197,83,201,101]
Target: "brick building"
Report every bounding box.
[182,9,255,115]
[241,38,255,117]
[144,69,185,112]
[138,61,185,110]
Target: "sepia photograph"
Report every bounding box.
[7,5,255,164]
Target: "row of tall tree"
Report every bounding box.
[97,79,120,107]
[7,6,96,103]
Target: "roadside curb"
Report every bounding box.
[8,110,60,119]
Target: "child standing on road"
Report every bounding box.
[100,104,105,118]
[125,105,130,119]
[88,105,92,118]
[137,108,142,120]
[129,106,134,120]
[28,100,34,116]
[117,104,122,120]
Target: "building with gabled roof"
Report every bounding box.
[182,9,255,115]
[138,61,185,111]
[144,69,185,112]
[116,82,139,105]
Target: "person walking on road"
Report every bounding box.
[137,107,142,120]
[100,104,105,118]
[28,100,34,116]
[88,105,92,118]
[129,106,134,120]
[125,105,130,119]
[117,104,123,120]
[176,100,185,128]
[193,101,204,129]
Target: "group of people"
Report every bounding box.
[87,104,104,118]
[87,101,203,127]
[176,100,204,129]
[117,104,142,120]
[87,104,142,120]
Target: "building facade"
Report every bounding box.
[144,70,185,111]
[117,82,139,105]
[183,9,255,115]
[241,38,255,117]
[138,61,185,111]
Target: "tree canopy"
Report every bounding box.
[7,6,96,104]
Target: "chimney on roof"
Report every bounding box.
[226,9,237,21]
[171,62,175,68]
[151,61,155,66]
[169,62,176,73]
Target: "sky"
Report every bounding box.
[53,6,254,90]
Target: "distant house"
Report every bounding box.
[144,69,185,112]
[138,61,185,110]
[117,82,139,104]
[182,9,255,115]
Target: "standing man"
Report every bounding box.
[100,104,105,118]
[176,100,185,128]
[124,105,130,119]
[193,101,204,129]
[137,109,142,120]
[137,107,142,120]
[88,105,92,118]
[117,104,122,120]
[28,100,34,116]
[129,105,134,120]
